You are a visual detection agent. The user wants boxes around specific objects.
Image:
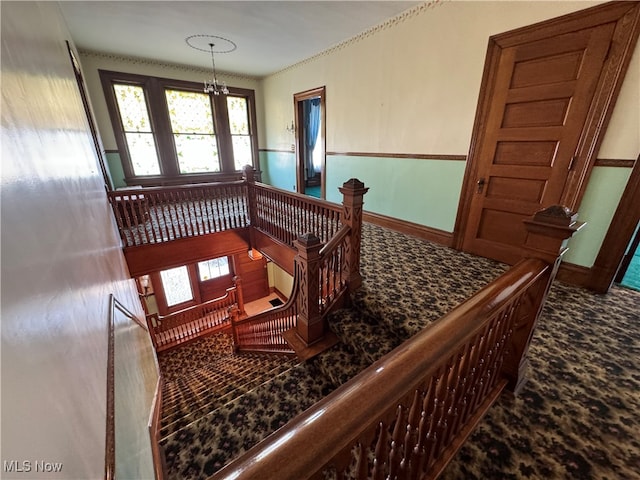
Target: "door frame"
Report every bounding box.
[294,86,326,198]
[453,2,640,255]
[590,153,640,292]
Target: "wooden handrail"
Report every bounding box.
[232,268,300,354]
[148,287,238,352]
[108,180,246,196]
[250,182,343,247]
[319,224,350,257]
[210,258,550,480]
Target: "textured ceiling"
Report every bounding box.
[59,1,423,77]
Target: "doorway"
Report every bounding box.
[616,223,640,291]
[454,2,640,265]
[294,86,326,198]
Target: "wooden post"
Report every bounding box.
[233,276,245,316]
[503,205,585,394]
[294,233,323,346]
[229,306,241,353]
[242,165,259,255]
[339,179,369,291]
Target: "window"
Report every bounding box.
[198,257,230,281]
[100,70,259,185]
[227,96,252,171]
[165,89,220,173]
[113,84,161,176]
[160,266,193,307]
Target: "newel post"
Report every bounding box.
[294,233,323,346]
[233,276,245,316]
[339,179,369,290]
[504,205,585,394]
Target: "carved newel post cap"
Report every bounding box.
[242,164,255,181]
[533,205,578,226]
[339,178,369,194]
[296,233,322,247]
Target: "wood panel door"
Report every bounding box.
[457,2,640,265]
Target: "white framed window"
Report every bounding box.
[198,257,230,281]
[160,266,193,307]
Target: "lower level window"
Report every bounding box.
[160,266,193,306]
[198,257,230,281]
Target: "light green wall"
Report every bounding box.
[106,152,127,189]
[260,150,297,192]
[564,167,632,267]
[326,156,466,232]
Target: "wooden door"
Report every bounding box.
[457,2,640,265]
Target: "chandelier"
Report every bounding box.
[186,34,237,96]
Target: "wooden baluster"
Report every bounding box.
[293,233,323,346]
[388,404,405,479]
[400,389,423,476]
[339,179,369,290]
[372,421,389,480]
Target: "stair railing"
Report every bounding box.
[107,180,249,247]
[231,224,351,355]
[209,206,584,480]
[146,286,239,352]
[232,268,300,354]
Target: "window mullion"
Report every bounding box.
[213,94,235,172]
[148,78,180,178]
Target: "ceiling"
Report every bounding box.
[59,1,423,78]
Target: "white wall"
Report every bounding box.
[1,2,152,478]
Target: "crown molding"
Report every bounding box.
[78,49,259,81]
[268,0,447,78]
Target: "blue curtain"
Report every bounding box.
[304,98,321,180]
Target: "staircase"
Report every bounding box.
[158,303,404,480]
[159,224,509,480]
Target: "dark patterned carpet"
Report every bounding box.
[158,222,640,480]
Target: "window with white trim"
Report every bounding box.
[160,266,193,307]
[198,257,230,281]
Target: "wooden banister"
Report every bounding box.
[231,267,300,355]
[210,259,550,480]
[148,288,238,352]
[209,205,583,480]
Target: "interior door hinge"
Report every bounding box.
[568,156,576,171]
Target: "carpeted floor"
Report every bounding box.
[158,222,640,480]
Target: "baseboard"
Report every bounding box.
[363,211,453,247]
[556,261,593,289]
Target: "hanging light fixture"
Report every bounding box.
[186,34,237,96]
[204,42,229,95]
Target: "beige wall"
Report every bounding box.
[263,0,636,157]
[1,2,153,477]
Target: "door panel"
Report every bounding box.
[462,22,616,264]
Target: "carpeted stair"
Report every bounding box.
[160,353,298,438]
[160,357,335,480]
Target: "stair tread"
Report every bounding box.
[161,362,335,480]
[160,360,296,437]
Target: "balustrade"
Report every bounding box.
[146,286,239,352]
[108,181,249,247]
